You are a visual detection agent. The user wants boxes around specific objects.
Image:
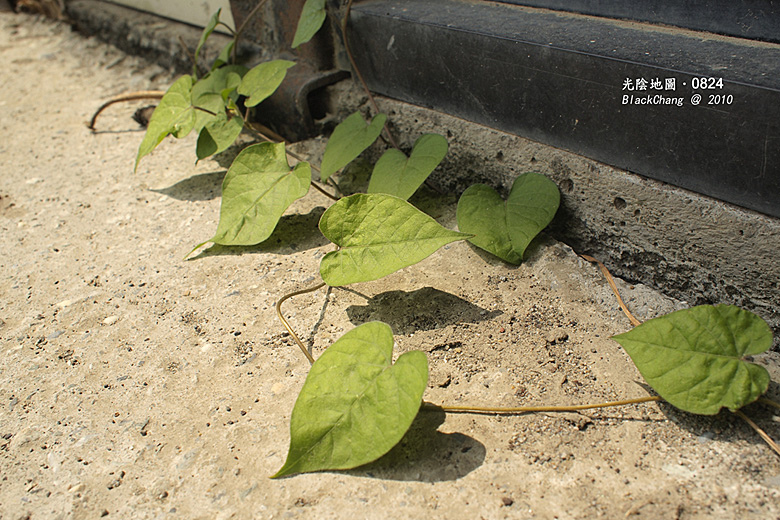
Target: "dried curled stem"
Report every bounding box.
[88,91,166,131]
[581,254,642,327]
[734,409,780,457]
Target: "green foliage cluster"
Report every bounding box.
[134,2,777,479]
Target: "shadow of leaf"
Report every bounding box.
[345,287,502,334]
[152,170,226,202]
[463,232,550,266]
[190,206,328,259]
[642,377,780,454]
[348,405,485,482]
[408,188,458,221]
[212,141,246,169]
[90,128,146,135]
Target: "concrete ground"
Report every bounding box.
[1,12,779,520]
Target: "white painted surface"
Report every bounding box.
[103,0,236,32]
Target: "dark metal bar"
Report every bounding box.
[349,0,780,217]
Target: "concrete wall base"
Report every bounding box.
[323,81,780,344]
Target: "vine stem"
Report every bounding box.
[581,254,642,327]
[342,0,400,150]
[275,281,327,364]
[88,91,165,130]
[217,21,236,36]
[424,395,661,415]
[232,0,271,64]
[178,34,203,77]
[759,396,780,411]
[193,105,219,117]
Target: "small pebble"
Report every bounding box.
[697,431,715,444]
[103,316,119,325]
[68,482,85,494]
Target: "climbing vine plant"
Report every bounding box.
[101,1,780,478]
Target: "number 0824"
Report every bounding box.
[691,77,724,89]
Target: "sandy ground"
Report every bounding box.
[1,12,780,520]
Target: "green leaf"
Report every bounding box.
[457,184,521,264]
[272,321,428,478]
[191,65,248,131]
[135,75,195,171]
[135,68,251,171]
[211,39,235,71]
[506,172,561,257]
[192,65,247,101]
[292,0,327,49]
[193,9,221,78]
[613,305,772,415]
[319,193,471,286]
[237,60,296,107]
[368,133,448,200]
[190,142,310,254]
[196,113,244,161]
[320,112,387,182]
[456,172,560,264]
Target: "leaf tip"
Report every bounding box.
[184,240,211,260]
[269,467,290,479]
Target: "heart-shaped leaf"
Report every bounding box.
[456,172,560,264]
[368,133,448,200]
[196,113,244,161]
[272,321,428,478]
[189,142,310,255]
[135,75,195,171]
[292,0,327,49]
[613,305,772,415]
[319,193,471,286]
[237,60,296,107]
[320,111,387,181]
